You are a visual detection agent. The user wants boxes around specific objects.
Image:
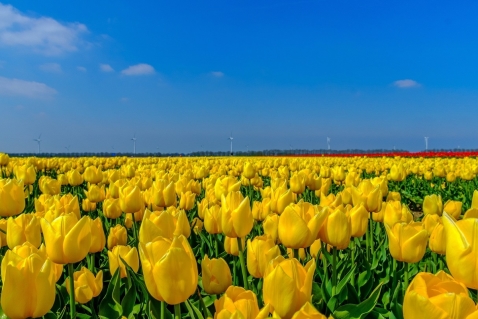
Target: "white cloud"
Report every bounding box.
[210,71,224,78]
[77,66,87,72]
[393,79,421,88]
[0,3,88,55]
[100,64,114,72]
[0,76,57,98]
[121,63,155,76]
[120,97,129,103]
[39,62,62,73]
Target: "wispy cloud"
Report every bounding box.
[121,63,155,76]
[39,62,62,73]
[0,3,88,55]
[393,79,421,88]
[0,76,57,98]
[100,64,114,72]
[77,66,87,72]
[210,71,224,78]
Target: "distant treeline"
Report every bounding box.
[4,148,475,157]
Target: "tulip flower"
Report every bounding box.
[83,166,103,184]
[66,267,103,304]
[252,200,269,221]
[39,176,61,195]
[81,198,96,212]
[224,236,245,256]
[306,173,322,191]
[385,222,428,263]
[347,203,369,238]
[214,286,260,319]
[0,153,9,166]
[390,164,406,181]
[350,180,382,212]
[243,162,256,179]
[279,201,327,249]
[291,302,327,319]
[119,185,144,214]
[443,200,462,219]
[107,224,127,250]
[201,255,232,294]
[179,190,196,210]
[247,235,281,278]
[429,223,446,255]
[204,205,223,234]
[422,214,441,236]
[404,271,478,319]
[40,214,91,264]
[107,245,139,279]
[1,248,56,319]
[221,191,253,238]
[263,257,316,319]
[89,217,106,253]
[139,236,198,305]
[214,176,241,201]
[442,212,478,289]
[423,194,443,216]
[103,198,122,219]
[263,213,279,243]
[84,184,105,203]
[0,178,25,217]
[387,191,401,202]
[13,164,36,185]
[67,169,84,186]
[290,174,306,194]
[384,201,413,228]
[0,219,6,247]
[270,186,294,215]
[318,206,351,250]
[7,213,41,249]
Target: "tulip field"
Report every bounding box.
[1,153,478,319]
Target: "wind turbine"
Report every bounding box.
[228,133,233,155]
[327,137,331,151]
[131,133,137,155]
[424,137,429,152]
[33,134,42,154]
[65,145,70,153]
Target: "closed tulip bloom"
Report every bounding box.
[351,181,382,212]
[57,174,68,186]
[108,245,139,278]
[214,286,260,319]
[67,169,84,186]
[39,177,61,195]
[390,164,406,181]
[306,173,321,191]
[446,172,456,183]
[0,178,25,217]
[429,223,446,255]
[347,204,369,238]
[40,214,91,264]
[291,302,327,319]
[202,255,232,294]
[309,239,322,259]
[372,201,386,222]
[404,271,478,319]
[83,166,103,184]
[385,222,428,263]
[279,201,327,249]
[7,214,41,249]
[81,198,96,212]
[243,162,256,179]
[442,212,478,289]
[443,200,462,219]
[224,236,245,256]
[59,194,81,219]
[252,201,269,221]
[0,219,7,247]
[204,205,223,234]
[66,267,103,304]
[263,257,316,319]
[1,249,56,319]
[271,187,294,215]
[221,191,253,238]
[318,206,351,250]
[179,191,196,210]
[287,248,306,261]
[89,217,106,253]
[0,153,9,166]
[139,236,198,305]
[247,235,281,278]
[119,185,144,214]
[423,194,443,216]
[192,217,203,234]
[387,191,401,202]
[215,176,242,201]
[263,213,279,244]
[103,198,122,219]
[384,201,413,228]
[85,184,105,203]
[108,224,127,250]
[14,164,36,185]
[198,198,209,219]
[290,174,306,194]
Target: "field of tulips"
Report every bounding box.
[1,152,478,319]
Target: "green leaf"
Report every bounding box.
[184,299,205,319]
[98,268,122,319]
[333,283,383,319]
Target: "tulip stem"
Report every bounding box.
[293,249,299,260]
[161,301,165,319]
[237,238,249,290]
[89,300,98,319]
[351,241,355,286]
[369,213,373,258]
[321,242,328,283]
[174,303,181,319]
[68,263,77,319]
[214,235,219,258]
[131,212,138,245]
[404,262,409,294]
[332,246,337,296]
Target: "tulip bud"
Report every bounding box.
[103,198,122,219]
[243,162,256,179]
[201,255,232,294]
[119,185,144,214]
[107,224,127,250]
[247,235,281,278]
[423,194,443,216]
[83,166,103,184]
[429,223,446,255]
[214,286,260,319]
[66,267,103,304]
[385,222,428,263]
[224,236,245,256]
[318,206,351,250]
[14,165,36,185]
[347,204,369,238]
[290,174,306,194]
[7,214,41,249]
[263,213,279,244]
[107,245,139,279]
[81,198,96,212]
[89,217,106,253]
[291,302,327,319]
[221,192,253,238]
[0,178,25,217]
[443,200,462,219]
[67,169,84,186]
[179,191,196,211]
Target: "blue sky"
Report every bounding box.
[0,1,477,153]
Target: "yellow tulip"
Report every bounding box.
[179,191,196,210]
[39,176,61,195]
[103,198,122,219]
[291,302,327,319]
[67,169,84,186]
[318,206,351,250]
[0,153,9,166]
[83,166,103,184]
[290,174,306,194]
[387,191,401,202]
[278,201,327,249]
[309,239,322,259]
[107,245,139,278]
[252,200,269,221]
[204,205,223,234]
[81,198,96,212]
[243,162,256,179]
[404,271,478,319]
[40,214,91,264]
[287,248,306,261]
[224,236,245,256]
[0,219,6,247]
[384,201,413,228]
[119,185,144,214]
[347,203,369,238]
[13,164,36,185]
[65,267,103,304]
[89,217,106,253]
[423,194,443,216]
[1,248,56,319]
[385,222,428,263]
[221,191,253,238]
[7,214,41,249]
[422,214,441,236]
[201,255,232,294]
[390,164,406,181]
[442,212,478,289]
[214,286,260,319]
[139,236,198,305]
[0,178,25,217]
[350,180,382,212]
[263,257,316,319]
[429,223,446,255]
[263,213,279,244]
[247,235,281,278]
[107,224,127,250]
[443,200,462,219]
[84,184,105,203]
